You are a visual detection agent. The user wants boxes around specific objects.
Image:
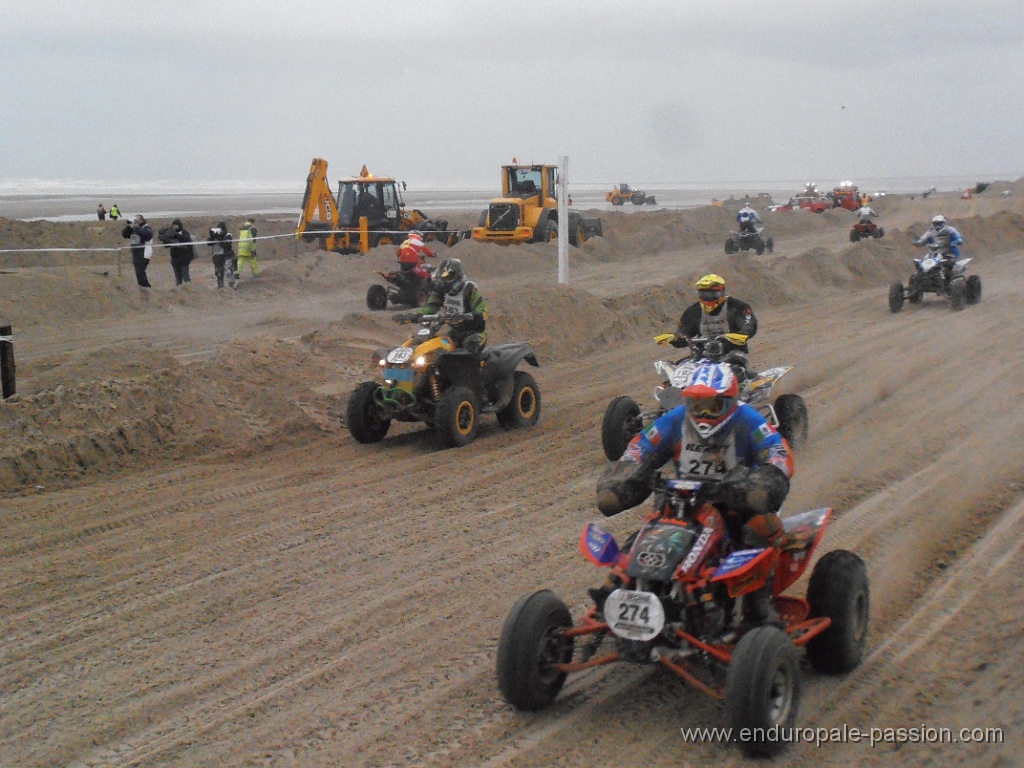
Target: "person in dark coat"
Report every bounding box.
[121,214,154,288]
[158,218,196,286]
[208,221,236,289]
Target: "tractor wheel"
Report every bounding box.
[806,550,870,674]
[601,395,642,461]
[496,590,574,711]
[539,217,558,243]
[435,385,480,448]
[725,238,737,255]
[774,393,808,451]
[366,284,388,311]
[965,274,982,304]
[496,371,542,429]
[950,276,967,311]
[726,626,801,757]
[888,281,905,313]
[345,382,391,443]
[631,193,645,205]
[612,196,624,206]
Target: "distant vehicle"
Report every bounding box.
[765,196,830,214]
[828,185,863,212]
[606,183,657,206]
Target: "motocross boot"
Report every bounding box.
[741,576,784,629]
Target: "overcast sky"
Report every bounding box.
[2,0,1022,190]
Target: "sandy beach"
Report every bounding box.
[2,180,1024,767]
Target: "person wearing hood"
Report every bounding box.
[237,218,258,278]
[121,214,154,288]
[158,218,196,286]
[208,221,236,289]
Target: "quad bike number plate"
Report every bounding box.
[386,347,413,364]
[605,589,665,642]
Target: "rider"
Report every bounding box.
[855,203,879,225]
[393,258,488,355]
[671,274,758,379]
[594,362,794,627]
[914,215,964,289]
[396,230,435,295]
[736,203,762,234]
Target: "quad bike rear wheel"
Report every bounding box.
[966,274,982,304]
[805,550,870,674]
[346,381,392,443]
[497,371,542,429]
[950,276,967,311]
[774,393,808,450]
[874,226,885,239]
[726,626,801,757]
[755,240,766,255]
[366,284,388,311]
[601,395,642,461]
[496,590,574,711]
[888,281,905,313]
[435,385,480,448]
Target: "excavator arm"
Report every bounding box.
[295,158,340,251]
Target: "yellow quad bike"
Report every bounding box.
[346,313,542,448]
[600,333,808,460]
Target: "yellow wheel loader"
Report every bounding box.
[471,163,602,247]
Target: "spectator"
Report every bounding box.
[158,218,196,286]
[121,214,154,288]
[208,221,236,289]
[97,203,107,221]
[109,203,121,221]
[237,218,258,278]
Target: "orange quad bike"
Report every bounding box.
[496,474,869,757]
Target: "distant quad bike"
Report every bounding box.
[849,221,885,242]
[366,263,435,310]
[888,243,981,313]
[601,334,808,461]
[725,228,774,255]
[346,312,541,448]
[496,473,870,757]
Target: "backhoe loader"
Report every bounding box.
[295,159,462,254]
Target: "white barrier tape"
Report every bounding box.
[0,232,297,255]
[0,335,12,343]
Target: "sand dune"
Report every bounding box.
[1,184,1023,766]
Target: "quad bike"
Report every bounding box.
[888,243,981,313]
[366,262,435,311]
[725,228,774,255]
[601,334,808,461]
[346,311,541,448]
[849,221,884,242]
[496,473,870,757]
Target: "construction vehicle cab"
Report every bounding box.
[472,163,602,247]
[296,159,460,254]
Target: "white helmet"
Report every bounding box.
[932,215,947,229]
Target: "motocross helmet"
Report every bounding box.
[680,362,740,438]
[931,214,947,231]
[434,258,466,294]
[695,273,726,313]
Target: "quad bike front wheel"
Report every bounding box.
[496,590,574,711]
[435,385,480,448]
[888,281,905,313]
[774,393,808,450]
[346,381,392,443]
[601,395,642,461]
[725,238,738,255]
[805,550,870,674]
[766,236,775,253]
[366,284,388,311]
[849,230,861,243]
[726,626,801,757]
[497,371,542,429]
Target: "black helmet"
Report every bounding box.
[434,258,465,293]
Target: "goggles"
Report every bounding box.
[688,396,732,419]
[698,289,724,302]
